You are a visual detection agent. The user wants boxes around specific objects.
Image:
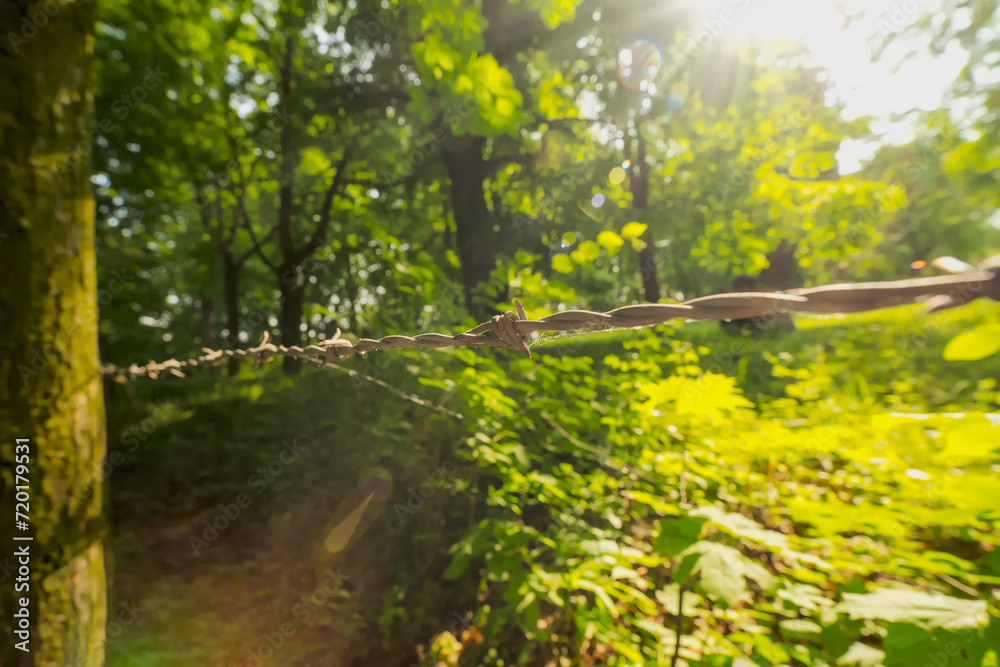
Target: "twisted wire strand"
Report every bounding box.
[102,259,1000,381]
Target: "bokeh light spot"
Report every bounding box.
[591,193,605,208]
[609,167,626,185]
[639,121,664,142]
[617,39,662,91]
[666,87,686,110]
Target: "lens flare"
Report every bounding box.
[324,492,374,554]
[666,87,686,110]
[639,121,664,142]
[358,466,393,501]
[617,39,662,91]
[591,193,605,208]
[578,199,605,223]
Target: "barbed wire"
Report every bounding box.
[102,255,1000,381]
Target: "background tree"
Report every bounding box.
[863,0,1000,273]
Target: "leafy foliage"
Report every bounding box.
[76,0,1000,664]
[431,302,1000,666]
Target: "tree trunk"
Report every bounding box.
[221,251,242,377]
[278,268,305,375]
[722,240,801,338]
[442,134,502,317]
[631,132,661,302]
[198,291,221,376]
[274,32,302,375]
[199,293,217,348]
[0,1,107,664]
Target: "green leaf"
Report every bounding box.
[461,53,525,135]
[653,516,707,558]
[682,542,747,606]
[621,221,647,239]
[576,240,601,262]
[596,230,624,255]
[688,505,789,549]
[640,374,755,421]
[883,623,986,667]
[535,0,579,29]
[943,324,1000,361]
[301,147,332,175]
[898,550,976,579]
[780,619,822,633]
[445,550,471,580]
[837,642,885,666]
[633,617,676,641]
[577,578,616,613]
[822,616,866,659]
[654,584,703,616]
[551,254,573,273]
[506,443,530,468]
[933,416,1000,464]
[835,587,988,629]
[672,550,701,586]
[741,559,778,593]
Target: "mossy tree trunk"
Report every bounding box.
[0,1,107,665]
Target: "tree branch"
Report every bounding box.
[210,176,229,249]
[312,82,410,116]
[343,169,419,190]
[238,221,277,268]
[224,149,261,244]
[292,144,356,266]
[193,180,219,240]
[240,201,279,273]
[233,157,276,269]
[532,116,603,130]
[483,152,529,174]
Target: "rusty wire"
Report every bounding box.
[102,256,1000,381]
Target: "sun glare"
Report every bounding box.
[730,0,844,42]
[693,0,967,155]
[722,0,858,73]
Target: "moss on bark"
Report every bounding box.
[0,1,106,664]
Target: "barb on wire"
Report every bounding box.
[101,255,1000,381]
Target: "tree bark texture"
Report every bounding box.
[0,1,108,664]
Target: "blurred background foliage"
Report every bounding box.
[90,0,1000,665]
